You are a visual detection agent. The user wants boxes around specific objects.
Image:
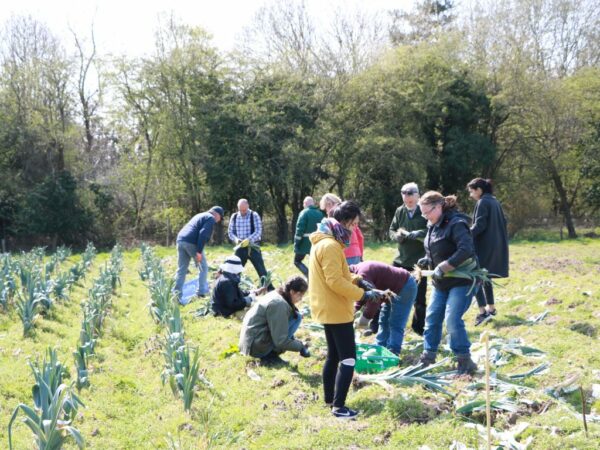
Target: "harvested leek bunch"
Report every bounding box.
[233,239,261,257]
[356,357,455,397]
[396,227,424,242]
[413,258,495,295]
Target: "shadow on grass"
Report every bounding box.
[290,366,322,388]
[491,315,527,329]
[350,397,387,417]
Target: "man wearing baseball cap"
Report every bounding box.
[174,206,224,304]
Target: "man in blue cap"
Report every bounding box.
[174,206,224,304]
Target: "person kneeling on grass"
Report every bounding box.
[210,255,265,318]
[350,261,418,356]
[239,276,310,365]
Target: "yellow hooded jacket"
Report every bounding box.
[308,231,365,324]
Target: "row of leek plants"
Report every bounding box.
[73,244,123,389]
[2,244,96,335]
[140,243,211,411]
[8,348,85,449]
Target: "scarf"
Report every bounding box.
[317,217,352,247]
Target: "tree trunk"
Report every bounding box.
[548,161,577,238]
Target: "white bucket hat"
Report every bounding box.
[220,255,244,274]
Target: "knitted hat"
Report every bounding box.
[209,206,225,219]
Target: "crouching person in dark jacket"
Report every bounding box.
[418,191,478,375]
[210,255,264,318]
[239,276,310,365]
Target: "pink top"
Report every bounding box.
[344,226,364,259]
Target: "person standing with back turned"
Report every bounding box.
[467,178,509,325]
[293,196,324,278]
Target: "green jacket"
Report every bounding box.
[388,205,427,268]
[239,291,304,357]
[294,205,324,255]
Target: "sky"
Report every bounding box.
[0,0,413,56]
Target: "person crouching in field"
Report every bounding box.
[417,192,478,375]
[350,261,418,356]
[309,201,384,420]
[239,276,310,365]
[210,255,265,318]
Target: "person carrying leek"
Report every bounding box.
[228,198,272,290]
[417,191,478,375]
[239,276,310,365]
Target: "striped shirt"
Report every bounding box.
[228,210,263,244]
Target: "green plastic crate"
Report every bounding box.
[355,343,399,373]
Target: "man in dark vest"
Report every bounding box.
[227,199,272,289]
[293,196,324,278]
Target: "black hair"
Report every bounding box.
[276,275,308,319]
[332,200,362,224]
[467,178,493,194]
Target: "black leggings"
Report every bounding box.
[323,322,356,408]
[475,281,495,308]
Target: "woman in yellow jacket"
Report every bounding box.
[309,201,381,420]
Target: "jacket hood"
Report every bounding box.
[310,231,339,246]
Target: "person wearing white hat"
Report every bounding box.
[210,255,265,317]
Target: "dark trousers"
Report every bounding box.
[293,253,309,278]
[394,262,428,336]
[323,322,356,408]
[475,281,495,307]
[234,246,273,290]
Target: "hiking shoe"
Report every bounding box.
[332,406,359,420]
[456,355,478,375]
[418,352,436,368]
[260,351,287,366]
[488,309,497,316]
[475,312,492,326]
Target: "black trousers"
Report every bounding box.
[293,253,309,278]
[323,322,356,408]
[475,281,495,307]
[235,246,273,290]
[393,262,428,336]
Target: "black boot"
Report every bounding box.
[418,351,436,368]
[456,355,477,375]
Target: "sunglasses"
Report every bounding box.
[401,190,417,195]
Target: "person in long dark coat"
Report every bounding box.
[467,178,509,325]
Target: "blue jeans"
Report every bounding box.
[258,312,303,357]
[376,276,417,354]
[174,241,209,301]
[423,285,474,357]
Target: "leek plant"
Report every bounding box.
[16,279,43,336]
[414,257,496,295]
[149,278,177,324]
[8,384,85,449]
[73,346,90,389]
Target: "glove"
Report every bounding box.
[362,290,382,304]
[417,257,432,269]
[240,239,250,248]
[300,345,311,358]
[432,265,445,281]
[405,231,420,240]
[358,279,375,290]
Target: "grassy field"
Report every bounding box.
[1,236,599,449]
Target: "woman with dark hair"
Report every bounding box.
[417,192,478,375]
[467,178,509,325]
[239,275,310,364]
[309,200,382,419]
